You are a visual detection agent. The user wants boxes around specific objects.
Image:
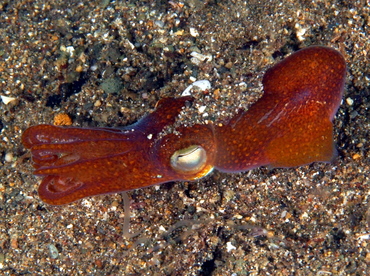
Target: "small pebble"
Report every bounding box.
[4,152,13,162]
[189,76,197,82]
[75,65,84,72]
[94,100,102,107]
[352,153,361,160]
[225,61,233,69]
[346,97,354,105]
[10,237,18,249]
[154,20,165,28]
[48,244,59,259]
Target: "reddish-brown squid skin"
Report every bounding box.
[22,46,346,205]
[214,46,346,171]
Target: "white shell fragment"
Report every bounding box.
[1,95,17,105]
[189,27,199,37]
[226,242,236,252]
[182,80,211,96]
[190,51,212,65]
[198,105,206,113]
[295,23,307,41]
[65,46,75,57]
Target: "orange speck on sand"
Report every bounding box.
[53,113,72,126]
[352,153,361,160]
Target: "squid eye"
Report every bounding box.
[170,145,207,174]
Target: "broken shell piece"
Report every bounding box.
[190,51,212,65]
[182,80,212,96]
[189,27,199,37]
[1,95,17,105]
